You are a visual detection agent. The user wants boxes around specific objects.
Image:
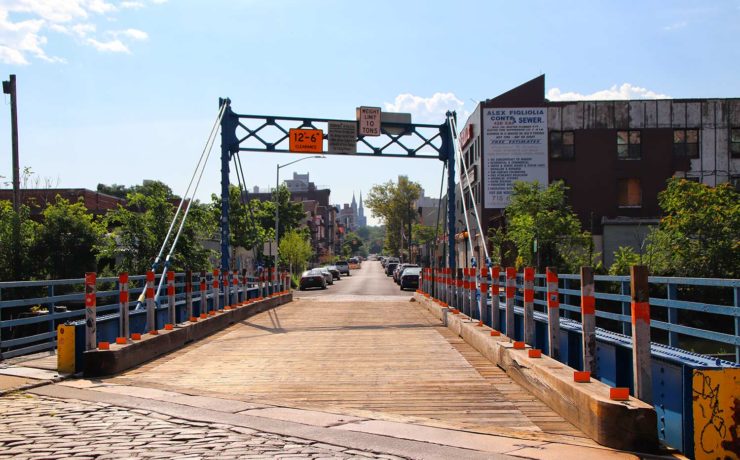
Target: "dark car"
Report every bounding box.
[394,264,419,284]
[318,267,334,285]
[324,265,341,280]
[299,269,327,290]
[335,260,350,276]
[385,262,399,276]
[400,267,421,291]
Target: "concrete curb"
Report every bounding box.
[413,293,658,452]
[83,293,293,377]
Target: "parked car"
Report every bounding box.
[399,267,422,291]
[335,260,350,276]
[385,262,399,276]
[318,267,334,285]
[394,264,419,284]
[299,269,326,290]
[324,265,341,280]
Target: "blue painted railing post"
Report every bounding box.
[620,280,631,336]
[667,283,679,348]
[47,284,55,339]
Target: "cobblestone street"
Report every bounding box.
[0,393,408,459]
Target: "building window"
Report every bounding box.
[618,178,642,208]
[673,129,699,158]
[617,130,641,160]
[731,176,740,192]
[731,128,740,159]
[549,131,575,159]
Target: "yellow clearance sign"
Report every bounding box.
[289,128,323,153]
[692,368,739,459]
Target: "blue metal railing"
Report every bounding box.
[524,274,740,364]
[0,272,266,360]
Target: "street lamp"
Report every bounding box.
[274,155,325,284]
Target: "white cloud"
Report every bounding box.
[121,1,145,9]
[663,21,688,31]
[86,37,129,53]
[384,92,467,124]
[546,83,670,101]
[118,28,147,40]
[0,0,157,65]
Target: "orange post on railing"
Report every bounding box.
[523,267,535,346]
[117,272,129,344]
[212,269,220,312]
[490,266,500,331]
[84,272,97,351]
[146,270,156,334]
[581,266,596,375]
[166,270,176,327]
[631,265,652,403]
[546,267,559,360]
[505,267,516,339]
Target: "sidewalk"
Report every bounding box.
[2,380,652,460]
[0,351,64,395]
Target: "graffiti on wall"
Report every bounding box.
[693,368,739,459]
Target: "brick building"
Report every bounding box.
[454,75,739,267]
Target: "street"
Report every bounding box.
[295,261,410,299]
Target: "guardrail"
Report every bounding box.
[0,269,287,360]
[419,266,739,457]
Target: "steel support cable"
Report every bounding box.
[448,115,481,320]
[152,103,227,273]
[234,153,262,264]
[432,161,447,270]
[153,105,226,300]
[450,117,490,263]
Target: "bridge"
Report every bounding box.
[1,261,738,459]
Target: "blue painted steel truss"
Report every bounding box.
[218,98,457,271]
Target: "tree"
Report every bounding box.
[279,229,313,274]
[489,180,596,272]
[31,196,105,279]
[365,177,421,258]
[0,201,38,281]
[644,179,739,278]
[342,231,364,257]
[211,184,305,264]
[100,181,215,274]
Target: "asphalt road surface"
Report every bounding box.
[295,261,411,298]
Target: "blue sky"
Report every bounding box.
[1,0,739,225]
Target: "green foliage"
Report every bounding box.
[365,177,421,256]
[101,181,215,273]
[279,229,313,273]
[342,231,364,257]
[608,246,642,275]
[355,225,385,254]
[489,181,596,272]
[0,201,39,281]
[32,196,105,279]
[211,184,305,261]
[644,179,739,278]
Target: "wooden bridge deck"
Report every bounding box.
[108,295,593,445]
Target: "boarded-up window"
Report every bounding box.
[673,129,699,158]
[617,130,641,160]
[731,128,740,159]
[618,179,642,207]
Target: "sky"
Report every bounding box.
[1,0,739,225]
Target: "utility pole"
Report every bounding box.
[3,74,20,279]
[3,75,19,212]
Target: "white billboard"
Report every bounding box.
[483,107,548,208]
